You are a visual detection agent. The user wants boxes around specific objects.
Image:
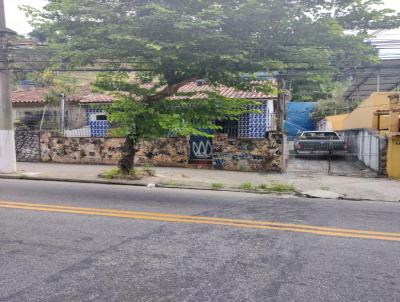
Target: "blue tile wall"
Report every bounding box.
[86,108,110,137]
[238,100,270,138]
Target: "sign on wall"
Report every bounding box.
[190,136,212,160]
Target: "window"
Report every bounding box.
[216,120,239,138]
[96,115,107,121]
[90,113,108,122]
[301,132,340,140]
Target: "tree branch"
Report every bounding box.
[143,77,198,105]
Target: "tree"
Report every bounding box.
[24,0,400,171]
[310,83,358,122]
[28,29,47,44]
[94,73,257,173]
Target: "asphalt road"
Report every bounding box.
[0,179,399,302]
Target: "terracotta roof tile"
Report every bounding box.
[11,88,48,104]
[79,93,114,103]
[11,82,274,105]
[11,86,114,105]
[139,81,274,99]
[175,82,272,99]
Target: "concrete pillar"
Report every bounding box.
[372,114,379,130]
[0,0,17,173]
[386,94,400,179]
[389,110,399,133]
[387,136,400,179]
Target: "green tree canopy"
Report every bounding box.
[24,0,399,92]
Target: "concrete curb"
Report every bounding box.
[0,174,149,187]
[1,174,398,203]
[0,174,298,197]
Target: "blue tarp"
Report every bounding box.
[284,102,317,139]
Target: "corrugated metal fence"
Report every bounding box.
[339,129,388,175]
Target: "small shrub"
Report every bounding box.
[99,168,154,180]
[320,186,330,191]
[99,168,121,180]
[268,183,296,193]
[257,183,296,193]
[257,184,269,190]
[211,183,224,190]
[239,182,253,191]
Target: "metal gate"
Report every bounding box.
[285,134,379,177]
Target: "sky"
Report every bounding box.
[4,0,47,35]
[4,0,400,35]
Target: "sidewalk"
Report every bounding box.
[1,162,400,202]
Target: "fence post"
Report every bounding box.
[38,130,42,163]
[60,93,65,134]
[378,136,381,175]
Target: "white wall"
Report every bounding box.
[340,130,386,173]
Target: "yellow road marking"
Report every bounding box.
[0,201,398,237]
[0,201,399,242]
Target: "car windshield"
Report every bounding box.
[301,132,340,140]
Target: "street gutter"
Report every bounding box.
[0,173,300,197]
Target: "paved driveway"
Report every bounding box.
[287,155,377,177]
[286,141,377,177]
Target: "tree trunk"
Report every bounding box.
[118,77,198,173]
[119,135,138,174]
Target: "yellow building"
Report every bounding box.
[318,114,348,131]
[341,92,392,130]
[387,136,400,179]
[328,92,400,179]
[385,94,400,179]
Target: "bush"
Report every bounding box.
[99,168,155,180]
[239,182,254,191]
[257,183,296,193]
[211,183,224,190]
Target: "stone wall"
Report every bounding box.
[212,133,283,172]
[40,133,124,164]
[136,137,189,166]
[38,132,284,172]
[15,130,40,162]
[40,132,189,166]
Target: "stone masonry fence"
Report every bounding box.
[15,131,285,173]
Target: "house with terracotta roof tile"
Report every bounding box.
[11,86,114,137]
[12,81,277,138]
[172,81,277,138]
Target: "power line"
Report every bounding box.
[1,68,155,72]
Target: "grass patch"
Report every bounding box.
[257,184,269,190]
[320,186,330,191]
[211,183,224,190]
[268,183,296,193]
[239,182,254,191]
[99,167,155,180]
[257,183,296,193]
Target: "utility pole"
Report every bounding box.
[277,75,287,133]
[377,70,380,92]
[0,0,17,173]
